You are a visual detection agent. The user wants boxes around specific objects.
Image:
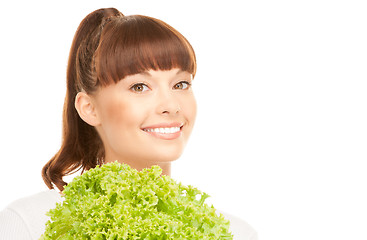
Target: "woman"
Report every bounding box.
[0,8,257,239]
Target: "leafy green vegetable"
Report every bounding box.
[40,162,233,239]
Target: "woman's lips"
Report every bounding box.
[142,123,183,140]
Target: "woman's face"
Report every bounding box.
[91,68,196,169]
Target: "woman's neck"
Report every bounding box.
[158,162,171,176]
[104,159,171,176]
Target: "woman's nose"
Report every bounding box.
[156,91,181,115]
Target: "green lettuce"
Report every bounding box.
[40,162,233,239]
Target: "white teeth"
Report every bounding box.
[144,127,181,134]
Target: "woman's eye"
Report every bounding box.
[130,83,150,92]
[173,81,191,90]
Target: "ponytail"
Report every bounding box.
[42,8,123,191]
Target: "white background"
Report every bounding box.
[0,1,366,239]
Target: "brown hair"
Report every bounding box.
[42,8,196,191]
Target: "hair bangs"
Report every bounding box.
[95,15,196,86]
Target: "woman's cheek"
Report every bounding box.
[186,94,197,124]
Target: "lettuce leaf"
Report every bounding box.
[40,162,233,239]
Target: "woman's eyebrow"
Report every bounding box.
[138,71,152,77]
[176,69,190,76]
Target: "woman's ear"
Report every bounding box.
[74,92,101,126]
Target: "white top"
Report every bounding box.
[0,190,257,239]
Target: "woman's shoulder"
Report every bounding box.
[0,189,62,239]
[220,211,258,240]
[6,189,62,212]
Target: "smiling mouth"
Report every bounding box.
[142,127,181,134]
[141,125,183,140]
